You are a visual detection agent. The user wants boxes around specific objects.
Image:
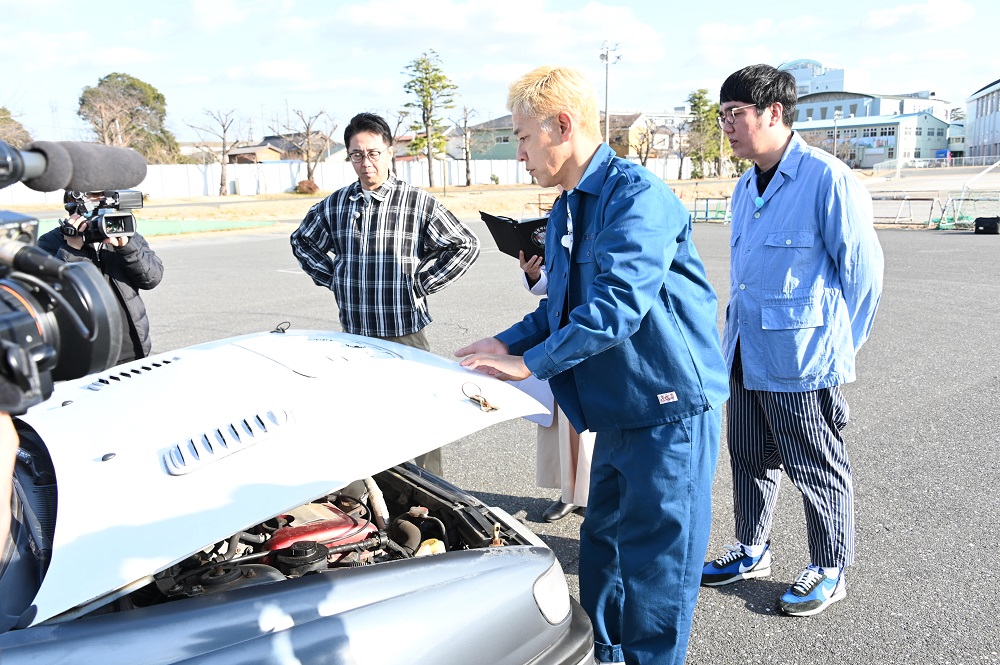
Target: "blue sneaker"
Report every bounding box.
[779,565,847,616]
[701,542,772,586]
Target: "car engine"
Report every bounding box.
[128,468,515,608]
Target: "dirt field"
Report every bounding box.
[121,180,740,222]
[16,166,972,226]
[124,170,906,223]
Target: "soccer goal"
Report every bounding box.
[937,190,1000,229]
[935,160,1000,229]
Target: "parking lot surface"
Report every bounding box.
[145,217,999,664]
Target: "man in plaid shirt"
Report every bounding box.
[291,112,480,474]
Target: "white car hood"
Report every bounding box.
[16,330,547,626]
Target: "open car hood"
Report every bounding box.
[16,330,547,626]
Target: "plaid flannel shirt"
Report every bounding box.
[290,173,480,338]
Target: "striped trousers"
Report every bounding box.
[728,349,855,568]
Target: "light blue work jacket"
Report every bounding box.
[724,132,884,392]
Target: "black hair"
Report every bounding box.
[719,64,797,128]
[344,113,393,149]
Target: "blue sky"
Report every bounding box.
[3,0,995,145]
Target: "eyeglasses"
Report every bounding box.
[717,104,758,129]
[348,149,383,163]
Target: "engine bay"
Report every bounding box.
[3,430,528,625]
[128,468,522,608]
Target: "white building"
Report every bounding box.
[779,59,870,96]
[948,123,965,157]
[794,91,952,124]
[780,58,954,127]
[793,112,950,168]
[965,78,1000,158]
[642,106,693,129]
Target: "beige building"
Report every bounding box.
[227,145,283,164]
[604,112,689,163]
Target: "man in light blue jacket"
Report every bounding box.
[457,65,728,665]
[701,64,884,617]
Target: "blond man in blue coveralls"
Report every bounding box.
[456,65,728,665]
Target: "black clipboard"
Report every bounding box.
[479,211,548,261]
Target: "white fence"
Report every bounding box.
[872,156,1000,177]
[0,155,691,206]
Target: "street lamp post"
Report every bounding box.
[599,41,621,144]
[833,110,842,162]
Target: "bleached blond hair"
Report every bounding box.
[507,65,602,142]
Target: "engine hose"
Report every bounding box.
[423,515,450,551]
[363,477,390,531]
[385,539,412,559]
[389,518,422,555]
[221,533,241,561]
[324,531,388,555]
[239,532,267,544]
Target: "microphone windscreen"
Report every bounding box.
[22,141,72,192]
[60,143,148,192]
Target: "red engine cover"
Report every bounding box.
[264,502,378,551]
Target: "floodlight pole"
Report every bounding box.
[600,42,621,145]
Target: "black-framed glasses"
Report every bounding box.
[717,104,757,129]
[348,149,383,163]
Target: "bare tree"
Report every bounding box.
[273,110,338,183]
[799,130,848,163]
[671,122,689,180]
[0,107,32,148]
[468,124,496,162]
[451,106,477,186]
[629,118,657,167]
[387,109,409,173]
[187,110,245,196]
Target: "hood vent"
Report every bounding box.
[86,358,180,391]
[162,409,290,476]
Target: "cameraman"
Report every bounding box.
[37,192,164,364]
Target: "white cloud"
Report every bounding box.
[4,0,997,143]
[864,0,975,32]
[84,47,154,69]
[190,0,240,30]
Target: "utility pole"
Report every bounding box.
[599,42,621,145]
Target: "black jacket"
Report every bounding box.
[37,229,164,361]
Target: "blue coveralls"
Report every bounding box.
[496,144,729,664]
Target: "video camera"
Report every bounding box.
[0,139,147,414]
[61,189,141,244]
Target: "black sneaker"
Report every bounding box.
[701,542,773,586]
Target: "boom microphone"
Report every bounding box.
[0,140,147,193]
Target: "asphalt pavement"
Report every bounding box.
[142,217,1000,665]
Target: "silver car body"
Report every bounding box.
[0,331,595,665]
